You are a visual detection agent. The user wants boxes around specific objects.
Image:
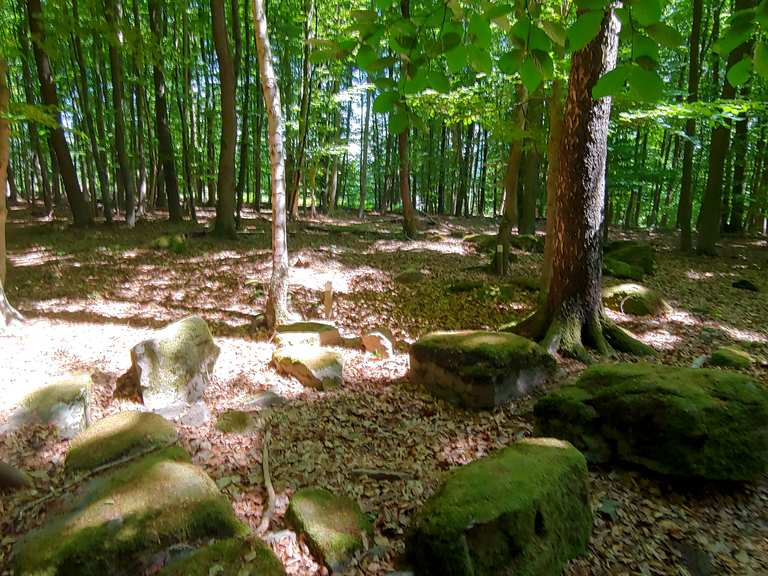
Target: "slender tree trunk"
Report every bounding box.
[542,78,564,295]
[514,6,649,358]
[148,0,182,222]
[520,98,542,235]
[397,0,418,238]
[358,87,371,219]
[26,0,91,227]
[236,0,251,228]
[253,0,289,328]
[727,90,750,232]
[212,0,237,236]
[437,124,446,215]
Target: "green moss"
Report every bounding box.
[216,410,257,434]
[447,280,485,294]
[709,347,753,369]
[509,234,544,253]
[286,487,372,571]
[603,258,644,281]
[14,447,246,576]
[158,537,285,576]
[22,374,91,422]
[602,283,671,316]
[395,268,426,284]
[407,438,591,576]
[66,412,179,473]
[605,241,656,274]
[463,233,497,252]
[535,363,768,480]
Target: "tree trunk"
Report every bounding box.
[397,0,419,238]
[727,89,749,233]
[236,0,252,228]
[26,0,92,227]
[542,78,564,295]
[697,0,754,254]
[253,0,290,329]
[148,0,182,222]
[212,0,237,237]
[514,6,650,359]
[437,124,446,215]
[358,87,371,219]
[520,98,542,235]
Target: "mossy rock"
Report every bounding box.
[153,234,187,253]
[507,274,541,293]
[128,316,220,409]
[534,363,768,481]
[7,373,93,439]
[158,537,285,576]
[66,411,178,472]
[14,447,246,576]
[286,487,372,572]
[602,283,671,317]
[395,269,426,284]
[447,279,485,294]
[603,257,645,281]
[708,347,753,369]
[216,410,258,434]
[275,320,342,346]
[463,233,497,252]
[605,240,655,275]
[409,331,555,410]
[407,438,591,576]
[509,234,544,253]
[272,346,343,390]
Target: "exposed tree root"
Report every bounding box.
[0,283,23,331]
[256,427,275,536]
[510,305,654,361]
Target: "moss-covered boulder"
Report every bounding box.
[286,487,372,572]
[216,410,258,434]
[2,373,92,439]
[153,234,187,253]
[125,316,220,409]
[534,363,768,481]
[509,234,545,253]
[395,268,426,284]
[66,412,178,472]
[463,233,497,252]
[14,447,245,576]
[275,320,342,346]
[410,331,555,410]
[708,346,754,369]
[602,283,671,316]
[603,257,645,281]
[605,240,655,275]
[407,438,591,576]
[273,346,343,390]
[157,537,285,576]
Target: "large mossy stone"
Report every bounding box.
[463,233,497,252]
[534,363,768,481]
[272,346,343,390]
[407,438,591,576]
[603,257,645,281]
[216,410,258,434]
[14,447,245,576]
[605,240,655,275]
[602,283,671,317]
[708,347,754,369]
[2,373,92,439]
[409,331,555,410]
[127,316,220,409]
[158,537,285,576]
[275,320,342,346]
[66,411,178,473]
[286,487,372,572]
[509,234,545,253]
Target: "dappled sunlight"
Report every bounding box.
[370,237,471,255]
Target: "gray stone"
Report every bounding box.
[407,438,591,576]
[409,331,555,410]
[241,390,286,410]
[275,320,342,346]
[273,346,343,390]
[602,283,671,316]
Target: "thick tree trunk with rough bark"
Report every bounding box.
[212,0,237,237]
[26,0,92,227]
[514,7,650,359]
[253,0,290,329]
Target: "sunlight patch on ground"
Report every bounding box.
[9,247,65,268]
[370,238,470,255]
[289,260,385,294]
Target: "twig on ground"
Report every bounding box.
[256,427,275,535]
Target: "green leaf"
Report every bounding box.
[713,21,757,56]
[498,49,524,75]
[367,56,398,72]
[469,14,492,49]
[484,4,514,19]
[592,64,630,98]
[309,48,336,64]
[541,20,567,47]
[510,17,531,44]
[529,25,552,52]
[404,67,429,94]
[375,0,398,10]
[390,18,418,38]
[567,11,604,53]
[575,0,608,8]
[628,67,663,101]
[633,34,659,65]
[356,45,378,70]
[755,42,768,79]
[520,56,543,93]
[726,57,753,87]
[446,45,467,74]
[373,91,399,113]
[389,111,409,134]
[632,0,662,27]
[427,69,451,93]
[373,76,396,90]
[757,0,768,28]
[645,23,683,48]
[532,50,554,80]
[468,46,493,74]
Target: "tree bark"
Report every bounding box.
[514,6,650,359]
[253,0,290,329]
[212,0,237,237]
[26,0,92,227]
[520,98,542,235]
[541,78,564,296]
[236,0,252,228]
[397,0,419,238]
[358,87,371,219]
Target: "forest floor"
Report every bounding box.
[1,205,767,576]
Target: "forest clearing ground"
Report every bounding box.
[1,206,767,575]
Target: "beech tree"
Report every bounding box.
[253,0,289,329]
